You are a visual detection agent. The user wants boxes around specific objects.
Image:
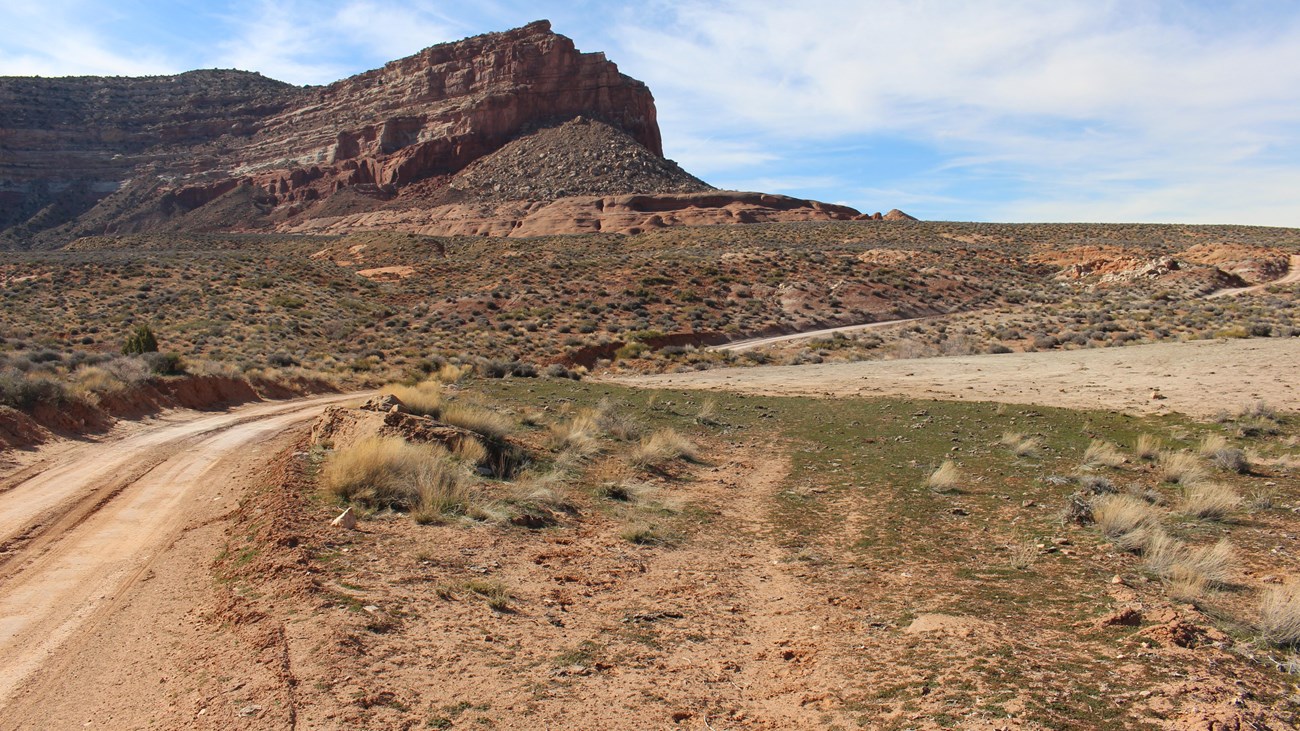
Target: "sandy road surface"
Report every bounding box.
[711,316,927,352]
[614,338,1300,417]
[1206,254,1300,299]
[0,392,360,708]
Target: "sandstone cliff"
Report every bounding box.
[0,20,887,248]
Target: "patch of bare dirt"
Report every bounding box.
[612,338,1300,418]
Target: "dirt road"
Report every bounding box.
[1207,254,1300,298]
[0,392,360,711]
[614,338,1300,417]
[711,316,927,352]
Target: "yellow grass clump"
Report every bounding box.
[1260,584,1300,647]
[629,429,699,469]
[1092,493,1158,539]
[322,436,467,516]
[1158,451,1208,485]
[382,380,443,417]
[441,404,514,440]
[1134,434,1162,461]
[1179,482,1242,521]
[1081,440,1126,468]
[926,460,962,493]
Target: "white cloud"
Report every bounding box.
[612,0,1300,224]
[208,0,457,84]
[0,3,178,76]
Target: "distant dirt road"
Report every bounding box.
[0,392,360,711]
[613,339,1300,417]
[712,316,928,352]
[1207,254,1300,298]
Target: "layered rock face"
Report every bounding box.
[0,20,884,248]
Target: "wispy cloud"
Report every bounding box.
[208,0,457,84]
[0,2,179,76]
[612,0,1300,224]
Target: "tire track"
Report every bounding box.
[0,392,359,707]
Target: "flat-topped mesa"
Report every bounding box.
[237,20,663,197]
[0,20,889,248]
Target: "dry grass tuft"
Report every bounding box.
[1180,538,1235,587]
[1198,434,1230,456]
[1158,451,1208,485]
[594,399,644,441]
[1134,433,1162,461]
[1179,482,1242,521]
[1141,529,1185,575]
[451,435,488,466]
[926,460,962,493]
[628,429,699,469]
[322,436,467,515]
[547,410,602,458]
[463,580,511,611]
[382,380,442,417]
[1092,493,1158,539]
[441,404,514,440]
[1081,440,1126,469]
[1260,584,1300,648]
[433,363,471,383]
[1008,541,1038,570]
[1000,432,1042,458]
[1165,570,1209,605]
[696,397,722,426]
[620,523,671,545]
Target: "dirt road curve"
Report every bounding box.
[614,338,1300,417]
[0,393,359,708]
[1206,254,1300,299]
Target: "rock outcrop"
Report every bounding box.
[0,20,891,248]
[284,190,864,238]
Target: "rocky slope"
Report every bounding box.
[0,21,881,248]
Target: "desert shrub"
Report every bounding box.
[451,435,488,465]
[72,366,128,396]
[926,460,961,493]
[321,436,467,514]
[1210,447,1251,474]
[1092,494,1158,539]
[0,367,69,410]
[543,363,581,380]
[1081,440,1125,469]
[441,404,514,440]
[122,323,158,355]
[143,351,185,376]
[629,429,699,469]
[509,361,538,378]
[1179,482,1242,520]
[1061,492,1094,524]
[1260,585,1300,648]
[594,399,643,441]
[1158,451,1207,485]
[382,380,443,417]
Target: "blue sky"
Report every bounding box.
[4,0,1300,226]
